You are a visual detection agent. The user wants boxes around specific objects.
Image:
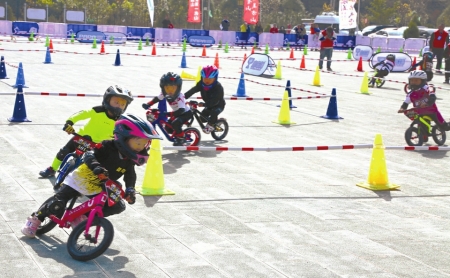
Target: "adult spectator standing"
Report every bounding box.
[269,24,278,34]
[318,26,336,71]
[221,17,230,31]
[278,26,286,34]
[429,24,449,74]
[240,21,250,49]
[162,15,172,28]
[444,42,450,84]
[254,22,263,35]
[161,15,172,46]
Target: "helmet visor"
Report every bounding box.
[164,85,178,97]
[127,137,151,153]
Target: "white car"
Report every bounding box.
[368,27,406,38]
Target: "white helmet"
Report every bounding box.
[408,70,427,91]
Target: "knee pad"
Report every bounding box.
[56,147,71,161]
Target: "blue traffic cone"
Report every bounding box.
[0,56,8,79]
[180,52,187,68]
[8,85,31,122]
[232,72,248,97]
[13,62,28,88]
[321,88,343,120]
[43,47,53,64]
[114,49,121,66]
[277,80,297,109]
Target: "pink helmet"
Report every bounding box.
[200,65,219,89]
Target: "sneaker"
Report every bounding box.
[436,70,443,74]
[21,216,41,238]
[173,137,185,146]
[203,124,214,134]
[444,81,449,84]
[327,68,333,71]
[71,215,87,228]
[39,166,55,178]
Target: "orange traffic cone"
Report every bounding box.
[356,56,363,72]
[241,53,247,70]
[289,48,294,59]
[300,55,306,69]
[214,53,220,68]
[100,41,105,54]
[49,39,54,53]
[151,43,156,55]
[201,45,207,57]
[251,47,255,54]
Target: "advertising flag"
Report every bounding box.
[243,0,259,24]
[339,0,357,29]
[188,0,202,23]
[146,0,155,25]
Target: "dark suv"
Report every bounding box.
[362,25,395,36]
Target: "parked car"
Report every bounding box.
[419,28,437,39]
[362,25,395,36]
[369,27,407,38]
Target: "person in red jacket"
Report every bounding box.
[429,24,449,74]
[318,26,336,71]
[269,23,278,34]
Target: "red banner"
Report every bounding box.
[243,0,259,24]
[187,0,201,23]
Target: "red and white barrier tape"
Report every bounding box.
[163,145,450,151]
[0,91,331,100]
[164,144,374,151]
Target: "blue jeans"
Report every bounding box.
[319,48,333,69]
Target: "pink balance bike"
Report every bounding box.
[34,179,132,261]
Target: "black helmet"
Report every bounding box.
[386,54,395,62]
[113,114,162,166]
[103,85,134,120]
[159,72,182,102]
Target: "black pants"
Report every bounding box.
[375,69,389,78]
[169,110,193,136]
[56,135,92,161]
[201,106,224,125]
[36,184,125,221]
[445,58,450,82]
[425,71,434,81]
[433,48,444,70]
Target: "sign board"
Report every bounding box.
[188,35,215,47]
[369,52,412,72]
[104,32,127,44]
[76,30,105,43]
[27,8,46,21]
[242,53,277,77]
[0,7,5,18]
[352,45,373,61]
[66,11,85,22]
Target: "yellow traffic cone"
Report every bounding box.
[273,91,295,125]
[195,65,202,83]
[181,70,196,80]
[136,139,175,196]
[360,71,370,94]
[274,61,282,80]
[356,134,400,191]
[312,66,322,86]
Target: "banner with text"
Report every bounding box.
[243,0,259,24]
[339,0,357,29]
[188,0,201,23]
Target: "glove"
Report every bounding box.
[142,103,151,110]
[93,167,109,181]
[63,122,75,134]
[125,188,136,204]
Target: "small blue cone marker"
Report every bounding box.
[0,56,8,79]
[13,62,28,88]
[277,80,297,109]
[232,72,248,97]
[180,52,187,68]
[321,88,343,119]
[8,85,31,122]
[114,49,121,66]
[43,47,53,64]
